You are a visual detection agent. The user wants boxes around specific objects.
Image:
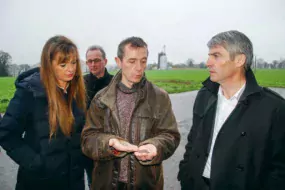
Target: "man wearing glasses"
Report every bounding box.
[84,45,113,187]
[84,45,113,109]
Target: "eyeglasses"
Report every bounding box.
[86,58,103,64]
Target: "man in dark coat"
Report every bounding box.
[83,45,113,186]
[84,45,113,109]
[178,30,285,190]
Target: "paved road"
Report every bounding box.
[1,88,284,190]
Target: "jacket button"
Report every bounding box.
[241,132,246,136]
[61,172,66,175]
[236,165,244,171]
[196,154,200,158]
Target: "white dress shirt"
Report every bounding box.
[203,83,246,178]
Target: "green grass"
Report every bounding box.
[143,69,285,93]
[145,69,209,93]
[1,69,285,113]
[253,69,285,88]
[0,77,16,113]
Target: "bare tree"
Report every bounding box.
[18,64,31,75]
[256,58,266,69]
[0,50,12,76]
[272,60,279,69]
[8,64,20,77]
[279,59,285,69]
[199,62,207,68]
[186,58,194,68]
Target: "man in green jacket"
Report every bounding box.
[81,36,180,190]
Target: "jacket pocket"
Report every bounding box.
[133,115,158,142]
[23,154,45,173]
[138,164,161,187]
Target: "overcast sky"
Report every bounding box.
[1,0,285,66]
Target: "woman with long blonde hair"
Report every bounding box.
[0,35,89,190]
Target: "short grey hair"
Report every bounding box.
[85,45,106,59]
[207,30,253,70]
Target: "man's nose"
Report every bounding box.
[135,62,143,71]
[206,57,213,68]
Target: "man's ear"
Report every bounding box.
[115,57,122,68]
[104,59,108,66]
[235,54,246,68]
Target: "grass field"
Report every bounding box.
[0,69,285,113]
[144,69,285,93]
[0,77,16,113]
[145,69,210,93]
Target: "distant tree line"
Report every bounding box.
[147,58,207,70]
[147,57,285,70]
[253,58,285,69]
[1,50,284,77]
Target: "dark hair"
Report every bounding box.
[117,37,148,60]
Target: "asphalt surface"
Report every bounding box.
[1,88,284,190]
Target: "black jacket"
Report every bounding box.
[178,68,285,190]
[0,68,87,190]
[84,68,113,109]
